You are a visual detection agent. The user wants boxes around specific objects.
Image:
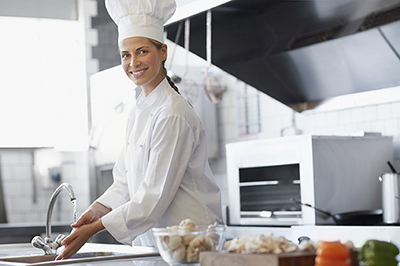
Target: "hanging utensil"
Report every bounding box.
[203,9,223,104]
[290,198,382,225]
[179,18,199,104]
[387,161,398,173]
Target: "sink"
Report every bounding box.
[0,250,159,265]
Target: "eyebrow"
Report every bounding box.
[120,46,149,54]
[136,46,149,51]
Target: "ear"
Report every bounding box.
[161,44,168,62]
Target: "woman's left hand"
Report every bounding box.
[55,219,105,260]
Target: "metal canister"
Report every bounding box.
[379,173,400,224]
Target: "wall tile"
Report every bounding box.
[337,109,352,125]
[392,102,400,119]
[1,151,20,166]
[377,103,391,120]
[363,105,378,122]
[350,107,363,124]
[0,165,15,181]
[385,119,400,137]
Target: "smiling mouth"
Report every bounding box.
[131,69,147,76]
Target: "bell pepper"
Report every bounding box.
[315,241,351,266]
[358,239,399,266]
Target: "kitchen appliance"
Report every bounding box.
[226,134,393,226]
[379,172,400,224]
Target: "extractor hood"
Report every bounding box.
[165,0,400,111]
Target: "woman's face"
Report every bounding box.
[120,37,167,94]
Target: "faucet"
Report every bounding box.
[32,183,76,255]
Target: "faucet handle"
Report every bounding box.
[31,236,46,249]
[54,234,66,247]
[32,236,53,254]
[49,234,66,250]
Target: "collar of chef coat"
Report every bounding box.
[136,78,170,110]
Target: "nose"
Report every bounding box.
[130,56,140,67]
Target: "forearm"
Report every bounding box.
[90,219,106,235]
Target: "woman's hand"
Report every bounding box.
[71,201,111,229]
[55,202,111,260]
[55,220,105,260]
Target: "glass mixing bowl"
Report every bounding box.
[152,224,225,265]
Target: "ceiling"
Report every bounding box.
[165,0,400,111]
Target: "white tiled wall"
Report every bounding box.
[0,149,90,224]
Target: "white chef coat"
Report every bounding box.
[96,78,223,246]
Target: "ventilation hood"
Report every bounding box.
[165,0,400,111]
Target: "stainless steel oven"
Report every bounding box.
[226,134,393,226]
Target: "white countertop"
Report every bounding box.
[2,225,400,265]
[0,243,167,266]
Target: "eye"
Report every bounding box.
[120,53,130,60]
[138,50,148,55]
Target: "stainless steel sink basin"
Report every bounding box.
[0,251,159,265]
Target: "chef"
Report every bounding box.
[56,0,223,259]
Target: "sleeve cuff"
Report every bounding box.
[96,190,127,210]
[101,207,132,245]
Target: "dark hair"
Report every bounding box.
[149,39,180,95]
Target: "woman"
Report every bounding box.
[56,0,223,260]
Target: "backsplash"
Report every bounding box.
[0,149,90,224]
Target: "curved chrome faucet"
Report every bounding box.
[32,183,76,255]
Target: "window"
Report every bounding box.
[0,17,87,149]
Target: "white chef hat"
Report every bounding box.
[105,0,176,44]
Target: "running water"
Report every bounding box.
[71,199,77,223]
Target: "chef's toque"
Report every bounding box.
[105,0,176,44]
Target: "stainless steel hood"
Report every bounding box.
[165,0,400,111]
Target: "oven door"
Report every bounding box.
[235,164,302,225]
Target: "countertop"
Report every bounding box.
[0,243,168,266]
[2,225,400,265]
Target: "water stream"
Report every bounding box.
[71,199,77,223]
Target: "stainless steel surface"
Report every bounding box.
[31,183,76,255]
[0,251,159,266]
[379,172,400,223]
[0,243,160,266]
[165,0,400,111]
[226,134,394,226]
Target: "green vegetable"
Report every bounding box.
[358,240,399,266]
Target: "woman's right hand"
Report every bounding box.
[71,201,111,229]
